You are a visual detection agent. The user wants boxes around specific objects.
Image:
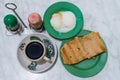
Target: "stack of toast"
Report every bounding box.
[60,32,106,64]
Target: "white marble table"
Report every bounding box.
[0,0,120,80]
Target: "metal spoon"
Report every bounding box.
[5,3,27,28]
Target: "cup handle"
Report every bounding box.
[43,56,52,63]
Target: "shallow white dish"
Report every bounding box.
[17,34,58,73]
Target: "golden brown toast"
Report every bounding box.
[80,32,106,58]
[60,32,106,64]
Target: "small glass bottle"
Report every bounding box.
[4,14,23,34]
[28,13,43,32]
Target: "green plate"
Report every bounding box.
[60,30,108,78]
[43,2,84,40]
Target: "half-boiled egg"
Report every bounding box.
[50,11,76,33]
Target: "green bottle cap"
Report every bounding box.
[4,14,18,29]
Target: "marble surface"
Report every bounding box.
[0,0,120,80]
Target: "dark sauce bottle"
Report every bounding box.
[4,14,23,34]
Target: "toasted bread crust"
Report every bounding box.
[60,32,106,64]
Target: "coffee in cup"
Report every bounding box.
[24,40,51,62]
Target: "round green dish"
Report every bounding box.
[43,2,84,40]
[60,30,108,78]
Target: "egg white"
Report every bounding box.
[50,11,76,33]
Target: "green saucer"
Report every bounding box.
[43,2,83,40]
[60,30,108,78]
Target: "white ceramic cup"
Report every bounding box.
[24,40,51,63]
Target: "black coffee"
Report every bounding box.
[25,42,44,60]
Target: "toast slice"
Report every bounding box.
[80,32,106,58]
[60,32,106,64]
[60,37,88,64]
